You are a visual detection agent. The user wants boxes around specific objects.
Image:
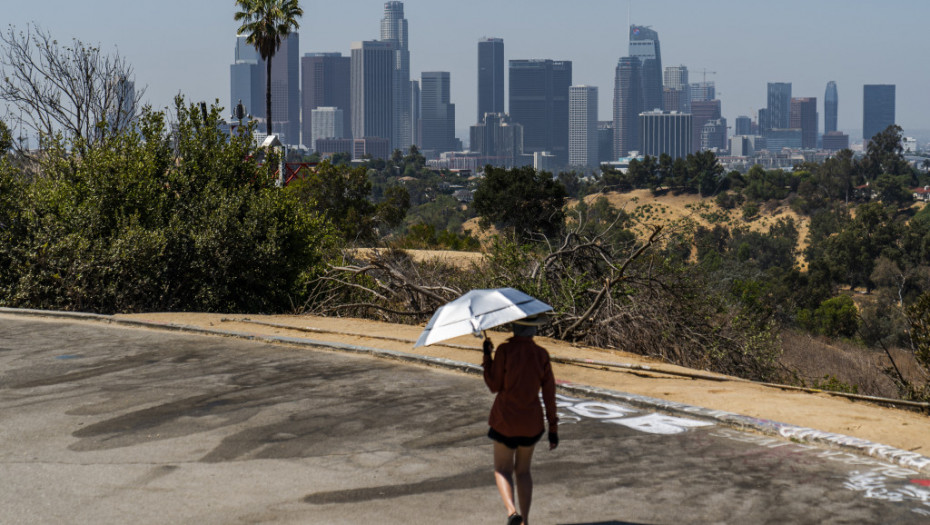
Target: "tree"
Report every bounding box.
[234,0,303,137]
[0,24,144,150]
[0,120,12,154]
[861,124,911,180]
[473,165,567,242]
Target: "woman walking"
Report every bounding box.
[482,315,559,525]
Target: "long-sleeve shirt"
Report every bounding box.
[482,336,558,438]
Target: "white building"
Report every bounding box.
[310,107,344,152]
[904,136,918,154]
[569,85,599,168]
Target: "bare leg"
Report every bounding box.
[514,445,536,524]
[493,441,518,517]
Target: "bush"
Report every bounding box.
[0,98,337,313]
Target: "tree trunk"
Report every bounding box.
[266,54,273,137]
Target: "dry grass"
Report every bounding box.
[779,330,928,398]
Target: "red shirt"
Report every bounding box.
[483,336,558,438]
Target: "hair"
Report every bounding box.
[512,323,537,337]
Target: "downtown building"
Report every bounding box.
[310,107,344,150]
[789,97,818,149]
[469,113,524,168]
[640,111,692,160]
[863,84,896,142]
[381,1,412,152]
[663,65,690,113]
[691,99,721,153]
[765,82,792,131]
[613,56,643,158]
[351,40,394,152]
[418,71,456,157]
[825,81,838,134]
[230,35,265,122]
[568,85,599,168]
[229,33,300,145]
[509,59,572,165]
[301,52,351,150]
[478,38,505,121]
[629,25,663,112]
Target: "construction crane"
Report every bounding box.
[696,68,717,84]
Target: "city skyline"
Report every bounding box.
[5,0,929,144]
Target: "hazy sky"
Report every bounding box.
[5,0,928,143]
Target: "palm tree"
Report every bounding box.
[234,0,303,137]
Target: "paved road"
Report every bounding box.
[1,316,929,524]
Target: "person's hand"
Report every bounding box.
[548,432,559,450]
[482,338,493,354]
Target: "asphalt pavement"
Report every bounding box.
[2,315,930,524]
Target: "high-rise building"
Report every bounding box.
[690,81,715,103]
[597,121,614,164]
[766,82,792,131]
[663,88,684,113]
[509,59,572,165]
[664,65,688,91]
[469,112,524,167]
[410,80,420,150]
[351,40,394,144]
[629,25,663,112]
[311,107,344,150]
[734,115,752,136]
[569,85,598,168]
[301,53,351,149]
[640,111,692,160]
[381,1,412,151]
[822,131,849,151]
[824,81,838,134]
[789,97,818,149]
[106,75,136,132]
[268,33,300,145]
[230,35,265,122]
[418,71,456,157]
[863,84,896,142]
[478,38,505,122]
[700,118,727,151]
[613,57,643,158]
[691,99,721,153]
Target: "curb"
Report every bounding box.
[3,307,930,475]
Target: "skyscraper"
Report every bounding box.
[734,115,752,136]
[663,65,688,90]
[230,35,265,121]
[766,82,792,131]
[351,40,394,144]
[613,56,643,158]
[269,32,300,145]
[478,38,505,122]
[569,85,598,168]
[863,84,896,142]
[690,82,715,103]
[418,71,456,156]
[790,97,817,149]
[310,107,344,150]
[381,1,412,151]
[470,113,524,167]
[629,25,663,112]
[824,81,838,134]
[691,99,721,153]
[410,79,420,149]
[663,65,690,113]
[301,52,351,149]
[640,111,691,160]
[509,59,572,165]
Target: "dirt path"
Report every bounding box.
[115,312,929,455]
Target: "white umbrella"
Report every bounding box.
[414,288,552,347]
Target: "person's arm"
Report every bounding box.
[541,352,559,449]
[482,338,505,393]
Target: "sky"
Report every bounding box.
[4,0,928,144]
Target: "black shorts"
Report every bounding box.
[488,427,544,449]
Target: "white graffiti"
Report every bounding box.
[778,427,930,472]
[554,394,714,435]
